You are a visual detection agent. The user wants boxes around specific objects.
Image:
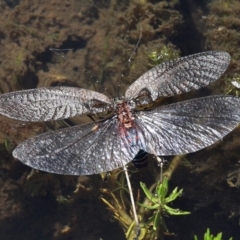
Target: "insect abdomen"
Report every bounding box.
[132,149,148,168]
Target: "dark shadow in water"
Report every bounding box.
[4,0,20,8]
[170,0,205,55]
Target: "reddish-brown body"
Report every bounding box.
[117,102,134,136]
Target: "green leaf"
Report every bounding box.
[216,232,223,240]
[145,213,156,226]
[204,228,210,239]
[165,187,183,203]
[164,205,190,215]
[195,228,233,240]
[157,178,168,199]
[140,182,158,203]
[153,211,160,231]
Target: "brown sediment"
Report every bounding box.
[0,0,239,239]
[201,0,240,95]
[0,1,183,239]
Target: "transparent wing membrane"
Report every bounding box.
[13,119,140,175]
[11,95,240,174]
[125,51,230,102]
[0,50,238,176]
[0,87,112,121]
[136,95,240,155]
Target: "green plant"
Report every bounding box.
[147,46,179,67]
[225,74,240,96]
[101,174,190,240]
[194,228,233,240]
[0,138,13,155]
[139,177,190,239]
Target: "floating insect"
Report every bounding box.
[0,51,239,176]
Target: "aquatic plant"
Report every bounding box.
[225,74,240,96]
[138,178,190,239]
[0,137,14,163]
[146,45,180,67]
[194,228,233,240]
[101,175,190,240]
[1,139,11,153]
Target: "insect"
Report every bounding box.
[0,51,239,176]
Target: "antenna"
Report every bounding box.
[116,25,143,98]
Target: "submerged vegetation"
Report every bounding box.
[203,0,240,95]
[146,45,180,67]
[194,228,233,240]
[101,171,190,240]
[138,178,190,239]
[101,166,236,240]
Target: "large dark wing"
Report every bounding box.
[0,87,112,121]
[12,118,141,175]
[135,95,240,155]
[125,51,230,102]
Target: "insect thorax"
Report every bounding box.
[116,101,135,130]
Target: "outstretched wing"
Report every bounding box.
[12,118,141,175]
[125,51,230,102]
[135,95,240,155]
[0,87,112,121]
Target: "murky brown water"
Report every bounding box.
[0,0,240,239]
